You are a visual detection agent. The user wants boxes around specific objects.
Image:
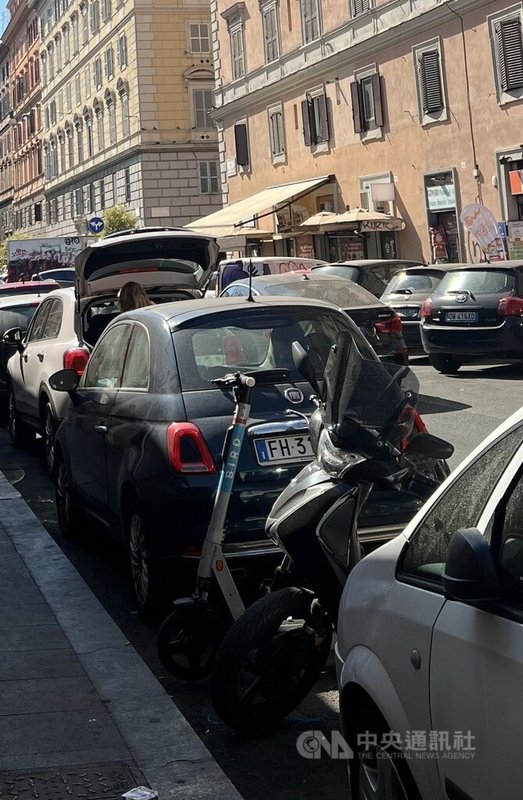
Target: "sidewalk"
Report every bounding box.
[0,471,242,800]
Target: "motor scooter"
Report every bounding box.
[210,332,454,733]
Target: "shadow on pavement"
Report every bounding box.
[449,364,523,381]
[417,394,471,415]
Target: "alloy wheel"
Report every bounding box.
[129,512,149,610]
[359,744,409,800]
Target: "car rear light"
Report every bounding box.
[420,298,433,318]
[166,422,216,474]
[374,313,403,335]
[497,296,523,317]
[63,347,89,376]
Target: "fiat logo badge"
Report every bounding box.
[285,387,304,404]
[456,294,468,304]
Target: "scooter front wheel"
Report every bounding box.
[210,587,332,734]
[157,603,227,681]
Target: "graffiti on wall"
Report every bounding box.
[7,237,88,280]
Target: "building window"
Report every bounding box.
[101,0,111,22]
[75,186,84,216]
[86,182,94,213]
[71,13,79,54]
[75,117,84,162]
[66,82,72,112]
[65,124,74,167]
[58,129,66,173]
[351,0,371,16]
[104,46,114,79]
[85,65,91,99]
[75,74,81,106]
[106,91,116,144]
[350,67,383,136]
[84,110,93,157]
[230,23,245,80]
[188,22,210,53]
[192,88,213,128]
[198,160,219,194]
[262,2,280,63]
[48,45,55,80]
[117,33,127,68]
[99,178,105,209]
[63,25,70,61]
[41,53,48,87]
[81,4,89,46]
[234,120,250,168]
[124,166,131,202]
[90,0,100,33]
[94,99,104,149]
[94,58,102,88]
[268,103,286,162]
[490,8,523,104]
[301,88,330,147]
[300,0,320,45]
[55,34,62,69]
[118,80,130,137]
[413,39,447,125]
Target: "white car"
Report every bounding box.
[336,408,523,800]
[5,229,219,472]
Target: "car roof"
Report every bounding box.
[118,295,348,328]
[0,293,44,308]
[0,280,60,292]
[444,261,523,271]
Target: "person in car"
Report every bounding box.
[118,281,154,312]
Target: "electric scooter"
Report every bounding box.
[157,370,257,681]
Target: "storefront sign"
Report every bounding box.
[298,242,314,258]
[508,220,523,259]
[360,219,406,232]
[426,184,456,211]
[460,203,506,261]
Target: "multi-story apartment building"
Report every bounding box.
[0,0,44,239]
[196,0,523,263]
[35,0,220,234]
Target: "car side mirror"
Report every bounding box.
[49,369,80,393]
[442,528,500,602]
[406,432,454,460]
[2,327,24,350]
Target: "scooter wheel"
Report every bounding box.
[211,587,332,733]
[157,604,227,681]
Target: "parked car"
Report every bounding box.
[50,296,436,613]
[420,262,523,373]
[220,273,408,364]
[311,259,425,297]
[336,407,523,800]
[217,256,328,294]
[31,268,75,287]
[381,264,460,353]
[4,229,219,472]
[0,293,43,408]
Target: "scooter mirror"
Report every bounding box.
[407,432,454,460]
[292,341,321,395]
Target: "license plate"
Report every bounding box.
[254,435,314,465]
[397,307,420,319]
[445,311,479,322]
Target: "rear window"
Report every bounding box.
[385,270,442,295]
[436,270,515,296]
[312,266,361,282]
[0,303,38,335]
[173,308,358,390]
[262,278,377,308]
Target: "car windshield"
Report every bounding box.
[436,269,515,296]
[312,266,361,282]
[260,278,376,307]
[174,307,358,390]
[385,270,442,294]
[0,303,39,335]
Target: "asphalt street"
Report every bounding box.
[0,355,521,800]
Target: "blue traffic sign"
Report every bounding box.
[88,216,105,234]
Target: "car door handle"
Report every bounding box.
[94,425,108,435]
[37,352,45,362]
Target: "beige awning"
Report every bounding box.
[186,176,332,233]
[301,207,405,231]
[185,224,274,238]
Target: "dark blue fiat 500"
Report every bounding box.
[52,296,435,613]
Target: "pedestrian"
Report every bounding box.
[117,281,154,312]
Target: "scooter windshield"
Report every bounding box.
[323,330,419,451]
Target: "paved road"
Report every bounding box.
[0,358,521,800]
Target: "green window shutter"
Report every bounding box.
[419,50,444,113]
[497,18,523,92]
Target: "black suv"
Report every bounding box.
[421,262,523,373]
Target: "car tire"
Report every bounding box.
[352,710,419,800]
[428,353,461,374]
[125,499,163,617]
[55,454,85,539]
[8,386,35,448]
[42,402,57,476]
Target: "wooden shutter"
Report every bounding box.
[234,123,249,166]
[316,93,330,142]
[352,0,369,16]
[419,50,444,113]
[301,99,312,146]
[497,18,523,92]
[350,81,363,133]
[371,73,384,128]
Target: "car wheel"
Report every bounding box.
[55,454,85,539]
[353,712,418,800]
[428,353,461,374]
[42,402,57,476]
[8,386,35,448]
[126,500,163,617]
